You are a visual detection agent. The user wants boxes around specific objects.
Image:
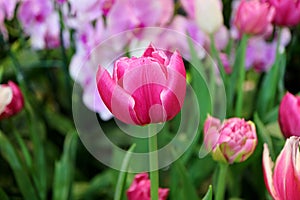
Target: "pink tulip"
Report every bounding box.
[127,173,169,200]
[263,0,300,27]
[96,44,186,125]
[204,115,257,164]
[278,92,300,138]
[234,0,275,35]
[263,136,300,200]
[0,81,24,120]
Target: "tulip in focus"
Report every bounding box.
[0,81,24,120]
[96,44,186,125]
[263,136,300,200]
[195,0,224,34]
[278,92,300,138]
[127,173,169,200]
[263,0,300,27]
[203,115,257,164]
[234,0,275,35]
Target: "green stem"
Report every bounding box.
[215,163,228,200]
[235,34,249,117]
[148,125,159,200]
[210,34,226,83]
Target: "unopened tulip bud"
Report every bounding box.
[234,0,275,35]
[127,173,169,200]
[278,92,300,138]
[195,0,224,34]
[204,115,257,164]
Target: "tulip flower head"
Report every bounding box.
[263,136,300,200]
[127,173,169,200]
[0,81,24,120]
[263,0,300,27]
[278,92,300,138]
[234,0,275,35]
[96,44,186,125]
[203,115,257,164]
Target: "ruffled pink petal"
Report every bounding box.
[96,66,140,125]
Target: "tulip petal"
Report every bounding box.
[96,66,140,125]
[262,143,280,200]
[203,115,221,151]
[0,86,13,114]
[273,137,300,200]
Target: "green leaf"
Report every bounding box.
[202,185,212,200]
[53,131,78,200]
[0,131,38,200]
[0,187,9,200]
[254,113,274,158]
[114,144,136,200]
[170,159,200,200]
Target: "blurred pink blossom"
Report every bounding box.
[263,0,300,27]
[278,92,300,138]
[127,173,169,200]
[0,81,24,120]
[234,0,275,36]
[18,0,68,49]
[0,0,18,38]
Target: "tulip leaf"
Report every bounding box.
[254,113,274,158]
[170,159,200,200]
[202,185,213,200]
[114,143,136,200]
[256,30,286,121]
[0,188,9,200]
[0,131,39,200]
[53,131,78,200]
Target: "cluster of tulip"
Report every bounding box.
[1,0,300,199]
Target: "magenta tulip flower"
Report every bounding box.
[203,115,257,164]
[278,92,300,138]
[263,0,300,27]
[263,136,300,200]
[127,173,169,200]
[96,44,186,125]
[234,0,275,35]
[0,81,24,120]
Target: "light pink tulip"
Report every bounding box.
[278,92,300,138]
[234,0,275,35]
[263,136,300,200]
[127,173,169,200]
[96,44,186,125]
[0,81,24,120]
[204,115,257,164]
[263,0,300,27]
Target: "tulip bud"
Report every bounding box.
[263,136,300,199]
[96,44,186,125]
[278,92,300,138]
[127,173,169,200]
[195,0,224,34]
[263,0,300,27]
[0,81,24,120]
[234,0,275,35]
[203,115,257,164]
